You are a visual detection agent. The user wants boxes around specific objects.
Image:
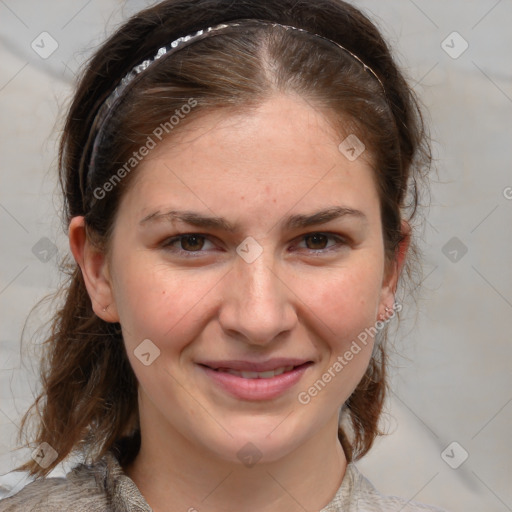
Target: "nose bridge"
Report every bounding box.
[219,243,296,344]
[242,249,280,302]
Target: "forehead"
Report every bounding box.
[119,94,380,223]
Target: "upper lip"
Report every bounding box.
[198,358,312,372]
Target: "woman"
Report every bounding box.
[0,0,446,510]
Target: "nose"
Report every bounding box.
[218,248,297,346]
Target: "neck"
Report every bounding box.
[124,415,347,512]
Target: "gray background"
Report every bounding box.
[1,1,511,510]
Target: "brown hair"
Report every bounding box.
[18,0,431,477]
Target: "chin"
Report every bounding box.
[194,412,320,466]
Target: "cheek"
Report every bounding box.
[304,260,383,337]
[293,263,382,410]
[111,255,219,352]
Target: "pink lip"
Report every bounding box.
[197,361,313,401]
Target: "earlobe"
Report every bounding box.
[68,216,119,322]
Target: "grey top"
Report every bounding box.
[0,452,447,511]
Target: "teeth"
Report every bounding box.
[218,365,295,379]
[240,371,260,379]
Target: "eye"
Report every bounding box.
[296,233,347,252]
[162,234,215,253]
[161,232,348,257]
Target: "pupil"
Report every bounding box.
[182,235,204,251]
[307,234,327,250]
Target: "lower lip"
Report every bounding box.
[198,363,312,401]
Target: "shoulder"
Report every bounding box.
[322,463,449,512]
[0,456,111,512]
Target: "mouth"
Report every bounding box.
[196,360,313,401]
[202,362,311,379]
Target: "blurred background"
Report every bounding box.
[0,1,511,510]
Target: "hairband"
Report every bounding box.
[80,18,385,203]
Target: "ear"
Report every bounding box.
[378,220,411,319]
[68,216,119,323]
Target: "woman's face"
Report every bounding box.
[104,94,398,464]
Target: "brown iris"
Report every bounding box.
[178,233,331,252]
[180,235,205,251]
[304,234,329,250]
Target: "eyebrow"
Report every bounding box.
[139,206,367,232]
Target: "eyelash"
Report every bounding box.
[160,232,349,256]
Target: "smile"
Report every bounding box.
[214,365,295,379]
[197,361,313,401]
